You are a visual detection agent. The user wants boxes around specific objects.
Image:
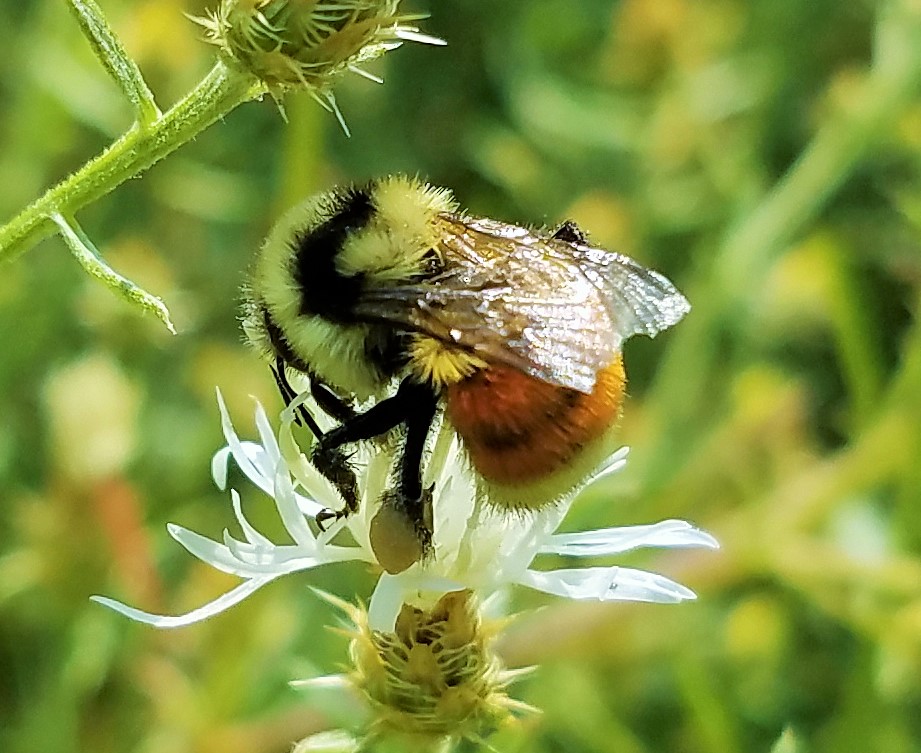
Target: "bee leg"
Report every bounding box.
[313,379,437,527]
[268,361,354,528]
[367,383,438,573]
[310,378,356,423]
[315,378,432,451]
[270,358,325,440]
[395,387,438,537]
[315,501,350,532]
[312,443,361,522]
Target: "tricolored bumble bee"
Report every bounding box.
[243,175,689,573]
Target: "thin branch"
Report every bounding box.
[67,0,161,125]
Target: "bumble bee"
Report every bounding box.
[243,175,689,573]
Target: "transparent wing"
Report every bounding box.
[352,215,689,393]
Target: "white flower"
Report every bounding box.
[93,389,718,632]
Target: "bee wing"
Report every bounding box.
[354,216,689,393]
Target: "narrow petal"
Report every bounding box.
[367,573,405,632]
[295,493,328,518]
[230,489,273,547]
[289,674,351,690]
[273,467,320,548]
[347,65,384,84]
[253,400,282,466]
[91,575,280,627]
[168,523,292,577]
[393,28,447,45]
[211,446,232,490]
[221,535,369,568]
[367,572,466,631]
[519,566,697,603]
[215,389,273,495]
[542,519,719,556]
[585,446,630,485]
[214,441,277,497]
[277,422,346,513]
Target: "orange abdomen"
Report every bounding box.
[445,357,626,484]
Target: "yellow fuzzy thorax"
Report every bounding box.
[335,175,457,281]
[409,336,488,388]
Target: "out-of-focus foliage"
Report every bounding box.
[1,1,920,751]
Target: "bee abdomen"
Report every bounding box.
[446,358,626,485]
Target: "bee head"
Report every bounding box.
[243,175,458,400]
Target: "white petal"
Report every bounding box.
[367,573,405,632]
[290,674,351,690]
[215,390,273,495]
[280,389,319,430]
[222,535,370,568]
[229,442,278,497]
[542,519,719,556]
[292,730,361,753]
[91,575,280,627]
[168,523,293,577]
[273,467,319,548]
[347,65,384,84]
[253,400,282,466]
[278,422,346,513]
[222,530,295,568]
[585,446,630,485]
[230,489,273,547]
[295,493,327,518]
[519,565,697,603]
[211,446,232,490]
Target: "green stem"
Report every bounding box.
[0,61,263,262]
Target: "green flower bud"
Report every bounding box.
[195,0,443,126]
[345,590,536,741]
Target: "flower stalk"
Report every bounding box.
[0,61,261,264]
[0,0,442,328]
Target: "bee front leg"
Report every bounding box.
[270,358,325,439]
[268,361,359,526]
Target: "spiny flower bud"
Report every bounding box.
[340,590,535,743]
[195,0,443,116]
[193,0,445,129]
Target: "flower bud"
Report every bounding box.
[196,0,443,93]
[345,590,534,741]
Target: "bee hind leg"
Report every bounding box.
[314,379,438,553]
[367,381,438,572]
[394,386,438,539]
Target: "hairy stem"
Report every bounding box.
[0,61,263,262]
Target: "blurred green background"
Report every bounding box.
[2,0,921,751]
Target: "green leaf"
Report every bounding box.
[67,0,160,125]
[50,213,176,334]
